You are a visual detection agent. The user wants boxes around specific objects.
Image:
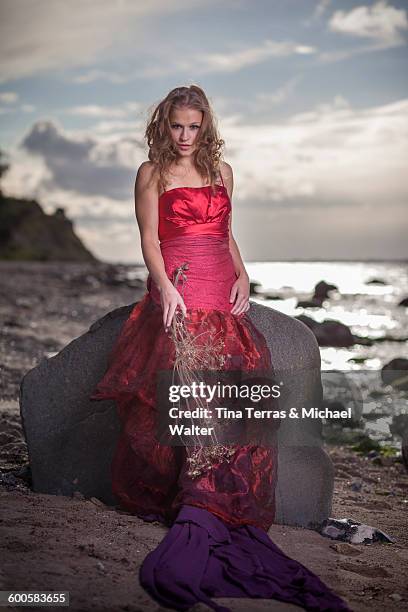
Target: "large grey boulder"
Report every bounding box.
[20,299,333,527]
[247,302,333,527]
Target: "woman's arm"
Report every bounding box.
[135,162,187,329]
[221,162,250,315]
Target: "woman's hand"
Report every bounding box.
[159,283,187,332]
[230,272,250,315]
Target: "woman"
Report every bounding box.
[90,85,351,612]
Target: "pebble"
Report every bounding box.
[72,490,85,500]
[389,593,403,601]
[350,480,363,491]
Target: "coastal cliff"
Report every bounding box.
[0,190,97,262]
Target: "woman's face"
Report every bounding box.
[169,107,203,157]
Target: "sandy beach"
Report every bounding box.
[1,261,407,612]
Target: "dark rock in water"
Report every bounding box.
[263,293,284,300]
[366,278,387,285]
[297,298,323,308]
[381,358,408,389]
[314,280,338,300]
[295,315,355,347]
[0,191,97,261]
[390,414,408,437]
[353,335,373,346]
[297,280,338,309]
[375,334,408,344]
[249,281,261,295]
[398,297,408,307]
[249,281,284,300]
[20,299,334,528]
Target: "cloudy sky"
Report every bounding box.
[0,0,407,263]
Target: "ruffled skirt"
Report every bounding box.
[90,291,280,531]
[90,290,351,611]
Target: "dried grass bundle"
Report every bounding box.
[169,263,236,479]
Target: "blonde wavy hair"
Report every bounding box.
[145,85,225,196]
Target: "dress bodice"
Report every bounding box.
[158,185,231,242]
[148,181,236,311]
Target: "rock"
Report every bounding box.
[73,490,85,500]
[296,280,338,309]
[350,480,362,491]
[390,414,408,437]
[248,281,283,300]
[19,303,126,505]
[389,593,403,602]
[381,358,408,390]
[375,334,408,343]
[313,280,338,300]
[0,471,19,488]
[0,191,97,261]
[297,298,323,308]
[322,397,361,427]
[249,281,261,295]
[366,278,387,285]
[20,299,334,528]
[352,335,373,346]
[295,315,356,347]
[263,293,284,300]
[13,465,32,485]
[88,496,107,508]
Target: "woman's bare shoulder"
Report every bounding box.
[136,160,157,181]
[219,160,234,193]
[135,161,158,193]
[220,160,233,178]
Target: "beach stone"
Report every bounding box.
[313,280,338,300]
[295,315,355,347]
[389,593,403,602]
[297,280,338,308]
[20,299,334,527]
[381,358,408,390]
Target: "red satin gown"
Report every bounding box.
[90,174,351,612]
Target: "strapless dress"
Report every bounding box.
[90,183,351,612]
